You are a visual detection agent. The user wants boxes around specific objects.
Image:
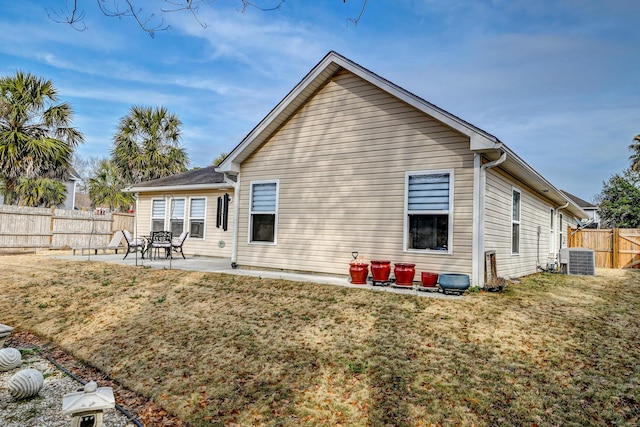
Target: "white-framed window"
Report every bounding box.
[151,199,166,232]
[550,208,555,253]
[249,180,278,244]
[558,213,564,249]
[170,198,186,235]
[404,170,453,253]
[512,188,521,254]
[189,198,206,239]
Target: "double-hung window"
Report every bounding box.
[170,198,185,235]
[249,181,278,243]
[189,198,206,239]
[405,171,453,253]
[512,189,521,254]
[151,199,166,232]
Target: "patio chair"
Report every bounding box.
[149,230,173,260]
[171,231,189,259]
[122,230,145,260]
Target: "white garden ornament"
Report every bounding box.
[0,347,22,371]
[7,368,44,399]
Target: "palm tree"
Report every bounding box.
[630,134,640,172]
[111,105,188,185]
[15,177,66,208]
[88,159,134,212]
[0,71,84,204]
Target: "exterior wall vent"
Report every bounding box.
[559,248,595,276]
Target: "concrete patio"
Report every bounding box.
[52,252,458,298]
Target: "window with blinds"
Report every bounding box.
[250,181,278,243]
[190,198,206,238]
[170,198,185,235]
[151,199,166,232]
[405,171,453,252]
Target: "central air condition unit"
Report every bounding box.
[559,248,595,276]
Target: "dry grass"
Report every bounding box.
[1,254,639,426]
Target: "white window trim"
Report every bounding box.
[248,180,279,245]
[150,198,166,232]
[511,187,521,255]
[403,169,454,255]
[558,213,564,250]
[188,197,207,240]
[169,197,187,234]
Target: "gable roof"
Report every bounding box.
[125,165,235,193]
[218,51,585,218]
[561,191,597,209]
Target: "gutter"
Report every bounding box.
[473,151,507,287]
[123,183,233,193]
[223,173,240,269]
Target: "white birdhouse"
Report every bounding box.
[62,381,115,427]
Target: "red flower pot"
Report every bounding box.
[394,263,416,287]
[349,263,369,285]
[421,272,439,288]
[370,260,391,282]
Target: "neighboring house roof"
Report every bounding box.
[125,166,235,193]
[218,51,585,219]
[561,191,597,209]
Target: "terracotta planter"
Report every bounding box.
[421,272,439,287]
[349,263,369,285]
[394,263,416,287]
[370,260,391,282]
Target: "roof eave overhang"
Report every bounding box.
[123,183,233,193]
[218,51,503,172]
[477,145,586,218]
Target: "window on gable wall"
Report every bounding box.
[405,171,453,252]
[189,198,205,239]
[250,181,278,243]
[512,189,521,254]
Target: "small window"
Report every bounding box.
[512,189,521,254]
[170,198,185,235]
[250,181,278,243]
[558,213,564,249]
[405,171,453,252]
[151,199,165,232]
[189,198,206,239]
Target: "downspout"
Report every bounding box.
[473,151,507,287]
[224,173,240,269]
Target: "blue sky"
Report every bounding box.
[1,0,638,202]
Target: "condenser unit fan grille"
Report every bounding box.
[560,248,595,276]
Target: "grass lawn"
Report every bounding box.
[1,254,639,426]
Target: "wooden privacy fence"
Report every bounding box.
[0,205,134,251]
[569,227,640,269]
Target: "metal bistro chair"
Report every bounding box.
[171,230,189,259]
[122,230,145,260]
[149,231,173,260]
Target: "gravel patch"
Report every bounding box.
[0,348,135,427]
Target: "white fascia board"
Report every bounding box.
[123,183,233,193]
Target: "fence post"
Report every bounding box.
[49,206,55,248]
[613,228,620,269]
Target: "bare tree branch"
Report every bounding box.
[46,1,365,36]
[345,0,368,27]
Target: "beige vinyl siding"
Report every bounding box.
[236,70,475,277]
[135,190,233,258]
[485,168,553,279]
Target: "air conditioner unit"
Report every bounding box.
[559,248,595,276]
